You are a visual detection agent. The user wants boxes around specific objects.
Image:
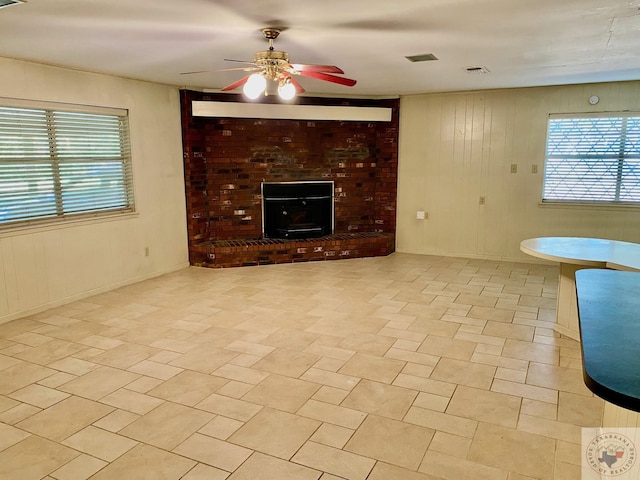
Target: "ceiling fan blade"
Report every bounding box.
[224,58,257,65]
[296,70,357,87]
[181,67,259,75]
[221,74,252,92]
[289,64,344,74]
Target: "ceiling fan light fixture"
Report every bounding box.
[242,73,267,99]
[277,80,296,100]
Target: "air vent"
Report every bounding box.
[405,53,438,63]
[464,66,490,74]
[0,0,25,9]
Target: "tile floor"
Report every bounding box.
[0,253,603,479]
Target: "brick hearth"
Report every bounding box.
[180,90,399,268]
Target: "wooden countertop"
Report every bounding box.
[575,269,640,412]
[520,237,640,271]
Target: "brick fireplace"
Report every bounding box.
[180,90,399,268]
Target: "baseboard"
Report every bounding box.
[0,262,190,326]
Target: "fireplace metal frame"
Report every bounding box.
[261,180,335,239]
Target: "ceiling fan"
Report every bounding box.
[184,28,357,100]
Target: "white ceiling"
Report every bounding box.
[1,0,639,97]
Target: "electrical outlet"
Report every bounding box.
[479,196,486,205]
[531,164,538,174]
[144,247,149,257]
[510,163,518,174]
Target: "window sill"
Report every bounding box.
[0,211,140,239]
[538,201,640,211]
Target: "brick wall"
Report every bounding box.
[180,90,399,267]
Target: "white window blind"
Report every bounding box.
[543,113,640,203]
[0,104,134,226]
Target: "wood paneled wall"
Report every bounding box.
[397,81,640,261]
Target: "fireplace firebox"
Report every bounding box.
[262,181,334,239]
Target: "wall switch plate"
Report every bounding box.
[510,163,518,173]
[531,164,538,174]
[479,196,486,205]
[416,211,426,220]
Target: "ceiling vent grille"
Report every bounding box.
[405,53,438,62]
[464,66,490,74]
[0,0,25,9]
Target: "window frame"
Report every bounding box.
[541,111,640,206]
[0,97,136,229]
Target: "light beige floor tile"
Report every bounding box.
[195,393,262,421]
[37,372,77,389]
[304,342,356,361]
[181,463,230,480]
[470,352,529,371]
[339,353,404,384]
[127,359,183,380]
[215,380,254,399]
[17,395,113,441]
[199,415,244,440]
[0,402,42,424]
[253,348,320,377]
[446,385,521,428]
[99,387,164,415]
[557,391,603,426]
[0,435,79,480]
[297,399,367,429]
[242,374,320,412]
[413,391,451,412]
[402,362,434,378]
[173,433,251,472]
[418,335,477,361]
[467,305,514,323]
[147,370,228,406]
[124,375,164,393]
[419,450,507,480]
[312,385,350,405]
[228,407,320,459]
[367,462,441,480]
[92,409,140,432]
[384,347,440,366]
[405,406,477,438]
[483,321,535,342]
[8,384,69,409]
[517,413,582,443]
[0,361,57,395]
[228,452,321,480]
[47,357,99,376]
[300,367,360,390]
[468,422,555,480]
[494,367,527,383]
[228,353,262,367]
[344,414,434,470]
[310,423,354,448]
[90,343,161,370]
[313,357,346,372]
[502,339,559,365]
[292,441,375,480]
[520,398,557,420]
[526,363,594,396]
[0,394,19,413]
[89,444,195,480]
[58,366,139,400]
[169,346,239,374]
[341,379,417,420]
[428,430,472,458]
[62,425,137,461]
[491,378,558,404]
[119,402,213,450]
[0,422,30,451]
[212,364,269,385]
[431,358,496,390]
[393,374,456,397]
[50,453,107,480]
[14,339,87,366]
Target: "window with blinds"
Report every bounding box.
[543,113,640,203]
[0,103,134,226]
